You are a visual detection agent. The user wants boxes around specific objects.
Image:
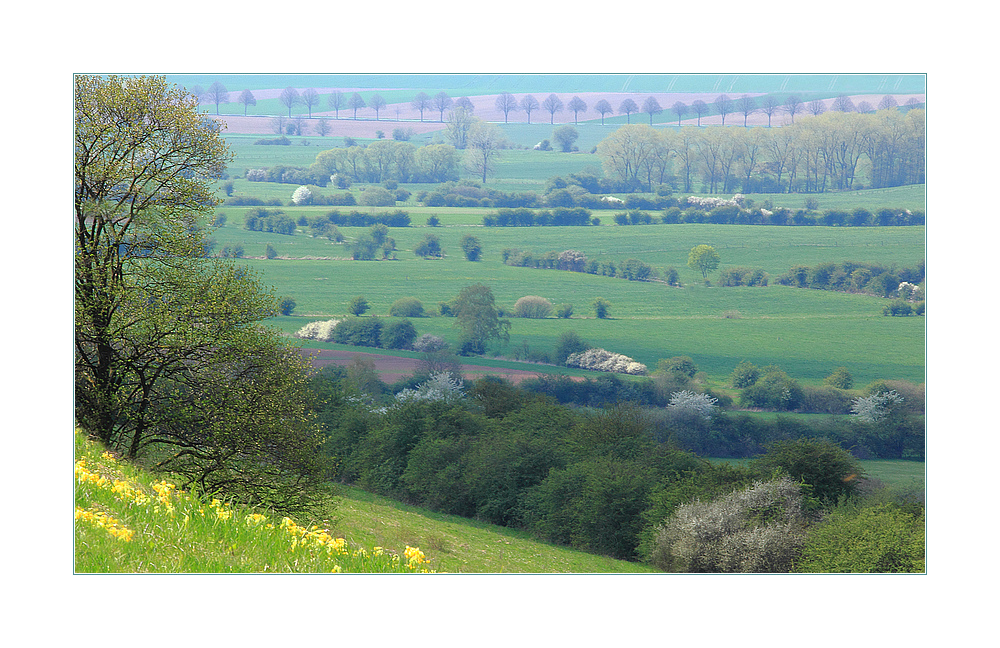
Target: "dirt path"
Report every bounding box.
[301,347,561,385]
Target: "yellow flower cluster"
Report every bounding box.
[111,479,150,506]
[404,545,430,569]
[279,517,349,554]
[210,499,233,522]
[151,480,178,508]
[75,506,135,542]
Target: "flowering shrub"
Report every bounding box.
[851,390,904,423]
[394,371,465,404]
[667,390,718,420]
[412,334,447,352]
[246,168,268,182]
[649,477,807,573]
[686,195,739,209]
[565,347,647,375]
[292,185,313,205]
[294,319,341,341]
[513,295,554,318]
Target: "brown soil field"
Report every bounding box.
[212,90,924,136]
[301,348,566,385]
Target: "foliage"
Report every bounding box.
[291,185,312,205]
[851,390,904,423]
[452,284,510,355]
[513,295,554,319]
[688,244,721,281]
[460,234,482,261]
[348,295,371,316]
[738,367,804,411]
[667,390,718,421]
[394,372,466,405]
[278,296,296,316]
[553,330,589,366]
[592,297,611,319]
[753,437,863,504]
[332,316,383,347]
[648,477,807,573]
[794,503,924,573]
[381,319,418,350]
[294,319,341,341]
[824,367,854,389]
[566,347,647,375]
[389,297,425,318]
[414,234,444,258]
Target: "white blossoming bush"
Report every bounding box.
[412,334,447,353]
[667,390,718,420]
[394,371,465,405]
[292,185,312,205]
[601,195,624,204]
[565,348,647,375]
[294,319,341,342]
[686,195,739,209]
[649,477,807,573]
[897,281,918,300]
[850,390,905,423]
[246,168,268,182]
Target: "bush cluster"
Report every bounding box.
[776,259,924,296]
[717,267,769,287]
[483,207,594,227]
[322,209,411,228]
[566,348,648,375]
[502,248,658,283]
[244,208,297,235]
[294,317,416,350]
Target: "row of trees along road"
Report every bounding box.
[595,108,924,194]
[75,75,331,513]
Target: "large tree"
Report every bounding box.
[206,81,228,115]
[370,93,387,120]
[452,284,510,355]
[412,91,432,121]
[759,95,781,127]
[567,96,587,124]
[714,94,733,125]
[687,244,721,281]
[466,120,506,183]
[783,95,804,124]
[595,124,661,191]
[691,100,709,126]
[618,98,639,124]
[671,101,689,126]
[736,94,757,127]
[495,92,518,123]
[301,88,320,118]
[642,96,663,125]
[594,99,614,125]
[542,94,564,124]
[279,86,301,117]
[74,75,328,512]
[348,92,367,119]
[433,91,453,122]
[328,90,345,119]
[520,94,539,124]
[238,89,256,116]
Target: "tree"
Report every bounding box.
[736,94,757,127]
[592,297,611,319]
[687,244,720,281]
[783,95,803,124]
[594,99,613,125]
[618,98,639,124]
[301,88,320,118]
[759,95,781,126]
[414,233,443,258]
[542,94,564,124]
[433,92,453,122]
[567,96,587,124]
[832,94,856,113]
[595,124,662,190]
[466,120,505,182]
[370,93,387,120]
[348,92,366,119]
[642,96,663,125]
[75,75,328,512]
[348,295,371,316]
[878,95,898,111]
[328,90,345,119]
[315,117,330,137]
[495,92,518,123]
[753,437,863,504]
[452,284,510,355]
[691,100,709,126]
[713,94,733,125]
[455,96,475,113]
[411,91,431,121]
[279,86,301,117]
[238,89,256,116]
[794,503,924,573]
[807,99,826,116]
[445,106,475,149]
[460,234,482,261]
[671,101,688,126]
[206,81,228,115]
[520,94,539,124]
[552,125,578,152]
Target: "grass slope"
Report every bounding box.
[74,430,652,573]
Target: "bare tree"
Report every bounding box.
[594,99,613,125]
[455,96,475,113]
[301,88,320,118]
[807,99,826,116]
[370,93,387,120]
[856,100,874,114]
[433,92,453,122]
[542,94,564,124]
[279,87,301,118]
[495,92,518,123]
[736,94,757,127]
[328,90,345,119]
[206,82,229,115]
[783,95,804,124]
[831,94,855,113]
[348,92,366,120]
[293,115,307,136]
[714,94,733,125]
[238,89,256,116]
[412,92,431,121]
[691,100,709,126]
[271,115,287,134]
[759,95,781,126]
[466,121,506,183]
[878,95,899,111]
[642,96,663,125]
[315,117,330,137]
[520,94,539,124]
[671,101,689,125]
[618,98,639,124]
[567,96,587,124]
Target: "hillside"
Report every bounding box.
[73,429,655,573]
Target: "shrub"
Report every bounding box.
[649,477,808,573]
[264,243,278,259]
[292,185,313,205]
[730,361,761,388]
[883,300,913,316]
[663,266,680,287]
[414,234,443,258]
[359,187,396,207]
[294,318,341,341]
[388,297,424,318]
[333,316,382,347]
[382,319,418,350]
[278,296,296,316]
[753,437,863,504]
[348,295,371,316]
[667,390,718,421]
[592,297,611,319]
[794,503,924,573]
[658,356,698,379]
[460,235,482,261]
[565,348,647,375]
[824,367,854,390]
[739,367,803,411]
[513,295,554,319]
[412,334,447,353]
[553,330,589,366]
[556,303,573,319]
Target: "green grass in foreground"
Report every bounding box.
[74,430,653,573]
